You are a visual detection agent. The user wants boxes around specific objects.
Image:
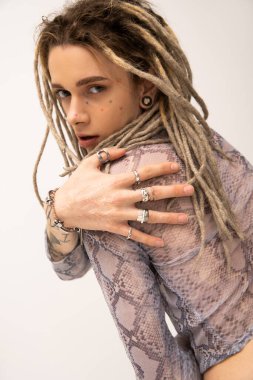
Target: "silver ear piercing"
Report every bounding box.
[141,96,153,109]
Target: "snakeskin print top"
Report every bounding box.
[44,128,253,374]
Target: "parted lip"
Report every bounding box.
[76,134,99,139]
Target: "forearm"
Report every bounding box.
[43,199,91,280]
[45,220,80,261]
[44,228,91,280]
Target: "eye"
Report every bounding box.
[88,85,105,94]
[55,89,70,99]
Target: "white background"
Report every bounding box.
[0,0,252,379]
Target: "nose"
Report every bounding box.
[66,98,90,125]
[66,112,78,124]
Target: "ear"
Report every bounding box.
[139,79,157,98]
[137,69,158,109]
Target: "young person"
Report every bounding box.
[33,1,253,378]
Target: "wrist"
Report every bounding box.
[45,188,80,233]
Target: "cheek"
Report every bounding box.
[97,104,124,115]
[95,96,129,125]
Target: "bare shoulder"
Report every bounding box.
[204,339,253,380]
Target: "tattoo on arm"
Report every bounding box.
[47,240,70,262]
[48,229,72,246]
[47,230,80,262]
[44,201,79,262]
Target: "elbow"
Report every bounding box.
[54,262,92,281]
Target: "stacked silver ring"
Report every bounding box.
[126,169,152,239]
[141,188,150,202]
[90,155,152,240]
[133,170,141,185]
[126,227,132,240]
[137,209,149,224]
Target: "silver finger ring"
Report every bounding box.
[140,188,150,202]
[133,170,141,185]
[97,149,110,164]
[137,209,149,223]
[126,227,132,240]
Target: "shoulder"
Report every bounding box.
[107,142,192,214]
[108,142,186,179]
[211,128,253,173]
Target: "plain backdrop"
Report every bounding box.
[0,0,252,379]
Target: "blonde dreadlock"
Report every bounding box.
[33,0,246,273]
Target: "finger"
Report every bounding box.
[118,208,189,224]
[86,147,127,168]
[150,184,195,200]
[132,184,194,202]
[114,162,181,187]
[111,184,194,206]
[115,223,165,248]
[146,210,189,224]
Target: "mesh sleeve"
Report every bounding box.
[44,229,92,280]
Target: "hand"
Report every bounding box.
[54,147,194,248]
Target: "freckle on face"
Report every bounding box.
[119,106,123,111]
[100,108,104,112]
[109,100,113,103]
[86,101,89,104]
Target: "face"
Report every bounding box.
[48,44,149,152]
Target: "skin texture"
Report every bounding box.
[48,44,157,152]
[203,339,253,380]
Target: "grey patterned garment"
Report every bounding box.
[45,128,253,379]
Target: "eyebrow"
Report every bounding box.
[51,76,109,89]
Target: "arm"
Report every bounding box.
[43,200,92,281]
[108,139,253,376]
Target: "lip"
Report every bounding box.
[77,135,99,148]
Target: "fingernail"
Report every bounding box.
[184,185,194,194]
[178,214,188,223]
[156,240,165,247]
[171,163,180,170]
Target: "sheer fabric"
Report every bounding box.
[45,129,253,379]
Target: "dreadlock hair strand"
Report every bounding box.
[33,0,246,273]
[118,1,193,85]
